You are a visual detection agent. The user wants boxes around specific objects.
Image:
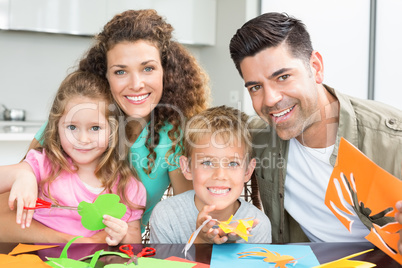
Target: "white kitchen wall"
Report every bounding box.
[0,0,256,122]
[261,0,370,100]
[261,0,402,110]
[0,30,93,120]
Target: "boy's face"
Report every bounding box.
[180,135,256,217]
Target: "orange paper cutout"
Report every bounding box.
[325,138,402,265]
[237,247,297,268]
[312,249,375,267]
[0,254,52,268]
[8,244,59,256]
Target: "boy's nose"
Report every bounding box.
[213,165,227,180]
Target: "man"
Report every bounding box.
[229,12,402,247]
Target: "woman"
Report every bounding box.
[0,9,210,242]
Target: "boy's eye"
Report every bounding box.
[201,160,213,167]
[91,126,100,131]
[67,125,76,130]
[278,74,290,81]
[249,85,261,93]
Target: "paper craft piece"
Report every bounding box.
[45,236,99,268]
[312,249,376,267]
[104,257,196,267]
[183,218,211,257]
[0,254,53,268]
[165,256,210,268]
[325,138,402,265]
[211,244,320,268]
[218,215,253,241]
[183,215,254,257]
[78,193,127,231]
[8,244,59,256]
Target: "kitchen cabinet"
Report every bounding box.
[0,121,42,165]
[0,0,216,45]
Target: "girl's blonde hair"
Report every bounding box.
[39,71,143,210]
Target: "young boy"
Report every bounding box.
[149,106,271,244]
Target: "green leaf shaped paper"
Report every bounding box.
[78,194,127,231]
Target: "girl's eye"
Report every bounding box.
[91,126,100,131]
[67,125,76,130]
[144,66,154,72]
[228,161,240,167]
[278,74,290,81]
[249,85,261,93]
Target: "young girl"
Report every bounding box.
[0,71,146,246]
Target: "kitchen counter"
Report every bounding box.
[0,120,44,141]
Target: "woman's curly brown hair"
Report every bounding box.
[79,9,210,175]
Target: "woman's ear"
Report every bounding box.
[244,158,256,183]
[179,155,193,181]
[310,50,324,84]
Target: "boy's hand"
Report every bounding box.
[103,215,128,246]
[8,172,38,229]
[226,218,259,242]
[194,205,228,244]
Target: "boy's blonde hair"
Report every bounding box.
[183,105,252,160]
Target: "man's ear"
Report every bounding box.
[179,155,193,181]
[310,50,324,84]
[244,158,256,183]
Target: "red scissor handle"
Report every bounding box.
[119,244,134,257]
[23,198,52,210]
[137,247,156,257]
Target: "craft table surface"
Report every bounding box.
[0,241,400,267]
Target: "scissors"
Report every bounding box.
[23,198,79,211]
[119,244,156,265]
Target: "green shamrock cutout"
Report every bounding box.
[78,194,127,231]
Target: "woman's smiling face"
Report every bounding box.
[106,40,163,121]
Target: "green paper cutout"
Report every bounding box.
[60,236,82,258]
[46,257,92,268]
[45,236,102,268]
[104,257,196,268]
[78,194,127,231]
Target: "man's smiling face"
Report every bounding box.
[240,43,321,141]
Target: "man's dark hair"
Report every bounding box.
[229,12,313,77]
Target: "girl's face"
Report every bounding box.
[106,40,164,121]
[58,96,110,169]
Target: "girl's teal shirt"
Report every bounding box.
[35,122,181,233]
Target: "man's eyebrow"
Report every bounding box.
[269,68,292,79]
[244,81,259,88]
[244,68,293,88]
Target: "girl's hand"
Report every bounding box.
[8,171,38,229]
[194,205,228,244]
[103,215,128,246]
